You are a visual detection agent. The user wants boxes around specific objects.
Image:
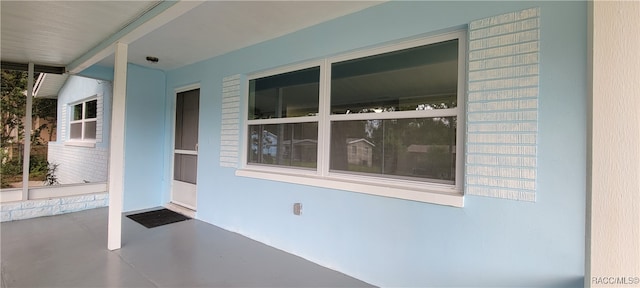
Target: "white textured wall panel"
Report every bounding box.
[60,106,67,140]
[465,7,540,201]
[588,0,640,284]
[219,75,241,168]
[96,94,103,143]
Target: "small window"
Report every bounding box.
[69,99,97,141]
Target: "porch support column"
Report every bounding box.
[108,42,128,250]
[586,1,640,287]
[21,63,34,200]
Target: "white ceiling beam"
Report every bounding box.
[67,1,204,74]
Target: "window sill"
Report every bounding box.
[235,168,464,207]
[65,141,96,148]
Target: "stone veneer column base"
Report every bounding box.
[0,192,109,222]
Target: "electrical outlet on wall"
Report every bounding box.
[293,203,302,216]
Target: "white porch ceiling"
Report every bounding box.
[1,1,384,73]
[1,1,162,68]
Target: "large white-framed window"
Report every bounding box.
[238,30,466,206]
[68,98,97,143]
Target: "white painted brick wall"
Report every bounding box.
[220,74,241,168]
[47,144,108,184]
[60,106,67,140]
[96,94,104,143]
[0,192,108,222]
[466,7,540,201]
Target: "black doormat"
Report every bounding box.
[126,208,190,228]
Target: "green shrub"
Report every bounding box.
[29,155,48,174]
[1,159,22,176]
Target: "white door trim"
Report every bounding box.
[170,85,200,211]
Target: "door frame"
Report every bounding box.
[170,83,200,211]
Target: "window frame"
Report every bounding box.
[238,30,466,207]
[245,60,324,171]
[67,97,98,146]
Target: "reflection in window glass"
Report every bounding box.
[330,117,456,183]
[248,67,320,120]
[84,121,97,139]
[73,103,83,120]
[331,40,458,114]
[248,122,318,168]
[70,123,82,139]
[86,100,97,119]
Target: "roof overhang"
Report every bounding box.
[33,73,68,99]
[2,1,385,98]
[2,1,385,74]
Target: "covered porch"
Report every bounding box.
[1,1,639,287]
[1,207,372,287]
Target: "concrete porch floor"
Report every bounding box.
[1,207,374,287]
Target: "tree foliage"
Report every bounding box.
[1,69,56,146]
[32,97,57,144]
[1,69,28,145]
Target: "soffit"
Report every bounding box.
[2,1,383,72]
[34,73,69,99]
[2,0,384,98]
[0,1,161,68]
[98,1,383,70]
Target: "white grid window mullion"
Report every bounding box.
[318,59,331,177]
[328,108,459,122]
[247,116,319,126]
[81,102,86,140]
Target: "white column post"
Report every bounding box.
[586,1,640,287]
[21,63,34,200]
[108,42,128,250]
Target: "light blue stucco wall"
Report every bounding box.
[77,65,114,82]
[121,64,167,211]
[79,64,167,211]
[119,1,586,286]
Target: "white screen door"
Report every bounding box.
[172,88,199,210]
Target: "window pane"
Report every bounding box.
[85,100,97,119]
[70,123,82,139]
[174,154,197,184]
[248,67,320,119]
[248,122,318,168]
[330,117,456,183]
[331,40,458,114]
[73,103,83,120]
[175,89,199,150]
[84,121,97,139]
